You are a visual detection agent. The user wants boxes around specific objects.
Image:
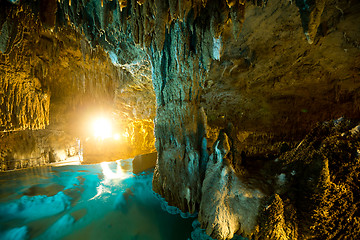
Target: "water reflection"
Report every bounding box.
[91,161,132,200]
[100,160,131,181]
[0,162,194,240]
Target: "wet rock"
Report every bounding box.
[132,151,157,174]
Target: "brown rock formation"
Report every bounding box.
[0,0,156,170]
[198,118,360,240]
[203,0,360,139]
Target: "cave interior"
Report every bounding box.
[1,0,360,239]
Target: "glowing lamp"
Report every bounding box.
[92,117,112,140]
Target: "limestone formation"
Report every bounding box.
[197,118,360,239]
[0,130,79,171]
[199,132,265,239]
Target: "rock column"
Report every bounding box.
[150,22,209,213]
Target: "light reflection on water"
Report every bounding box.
[0,162,195,240]
[101,160,131,181]
[90,161,132,200]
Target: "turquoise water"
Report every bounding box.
[0,162,196,240]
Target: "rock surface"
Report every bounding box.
[266,118,360,239]
[0,130,79,171]
[199,132,264,239]
[198,118,360,240]
[202,0,360,139]
[132,151,157,174]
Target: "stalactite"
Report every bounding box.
[0,75,50,131]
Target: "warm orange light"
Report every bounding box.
[123,132,129,138]
[113,133,120,140]
[92,117,112,140]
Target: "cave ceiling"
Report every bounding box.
[203,0,360,138]
[1,0,359,139]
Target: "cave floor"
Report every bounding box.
[0,163,194,240]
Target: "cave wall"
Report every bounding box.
[0,72,50,131]
[0,0,118,132]
[0,0,157,170]
[0,130,79,171]
[112,58,156,156]
[0,1,51,131]
[202,0,360,139]
[197,1,360,238]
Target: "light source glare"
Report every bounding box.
[92,117,112,140]
[113,133,120,140]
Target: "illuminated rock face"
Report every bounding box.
[0,76,50,131]
[202,0,360,139]
[0,1,156,170]
[0,130,79,171]
[199,132,265,239]
[0,2,51,131]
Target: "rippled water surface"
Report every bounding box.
[0,162,195,240]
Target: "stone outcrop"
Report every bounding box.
[268,118,360,239]
[197,118,360,240]
[296,0,326,44]
[199,132,265,239]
